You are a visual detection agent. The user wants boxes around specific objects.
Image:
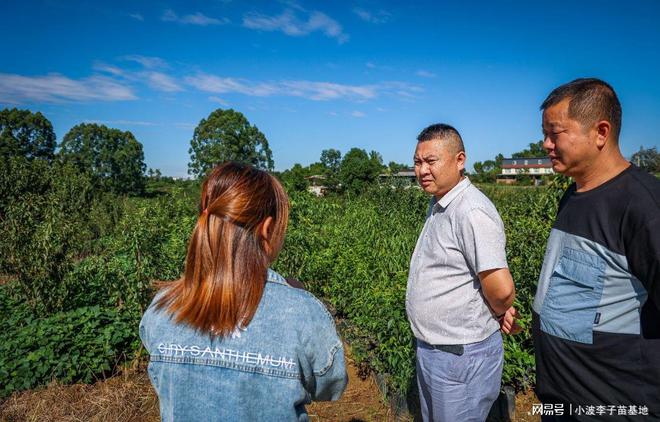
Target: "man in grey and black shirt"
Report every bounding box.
[531,78,660,420]
[406,124,517,422]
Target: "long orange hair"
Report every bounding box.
[156,162,289,335]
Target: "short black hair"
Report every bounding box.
[541,78,622,142]
[416,123,465,153]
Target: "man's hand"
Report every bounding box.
[499,307,522,335]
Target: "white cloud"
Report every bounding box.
[93,62,125,76]
[129,13,144,21]
[161,9,178,22]
[243,9,348,43]
[279,0,306,12]
[161,9,228,26]
[95,57,181,93]
[174,122,196,129]
[184,72,421,102]
[185,73,382,101]
[185,74,278,96]
[281,80,376,101]
[353,8,391,24]
[209,96,229,106]
[351,111,366,117]
[374,81,424,101]
[84,119,156,127]
[122,55,169,69]
[416,70,437,78]
[365,62,392,71]
[144,72,183,92]
[0,73,136,104]
[94,59,181,93]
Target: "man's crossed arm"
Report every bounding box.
[479,268,521,335]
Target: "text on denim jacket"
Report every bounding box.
[156,343,297,369]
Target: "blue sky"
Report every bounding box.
[1,0,659,177]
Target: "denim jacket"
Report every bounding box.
[139,270,348,421]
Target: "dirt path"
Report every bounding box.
[308,348,392,421]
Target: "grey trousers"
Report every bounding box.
[416,331,503,422]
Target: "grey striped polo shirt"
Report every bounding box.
[406,177,508,345]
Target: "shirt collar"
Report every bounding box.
[266,268,287,285]
[435,177,471,210]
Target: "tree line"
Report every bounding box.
[1,107,410,197]
[1,108,146,195]
[4,106,656,197]
[278,148,411,195]
[0,107,276,195]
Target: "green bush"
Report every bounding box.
[1,156,195,314]
[275,183,561,394]
[98,191,196,308]
[275,188,426,392]
[0,159,198,396]
[0,287,138,398]
[1,160,562,398]
[52,190,197,313]
[0,157,96,313]
[479,184,563,389]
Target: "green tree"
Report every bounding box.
[0,156,95,312]
[320,149,342,172]
[512,140,546,158]
[147,168,162,180]
[387,161,409,175]
[307,162,326,175]
[59,123,146,195]
[631,146,660,173]
[472,154,504,183]
[0,108,56,161]
[319,148,342,191]
[280,163,309,192]
[339,148,384,194]
[188,109,274,178]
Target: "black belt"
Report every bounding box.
[430,344,464,356]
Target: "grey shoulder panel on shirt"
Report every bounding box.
[534,229,647,344]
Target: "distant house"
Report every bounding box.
[379,169,417,187]
[306,175,327,196]
[496,157,554,184]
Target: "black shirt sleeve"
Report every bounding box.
[625,212,660,310]
[623,168,660,310]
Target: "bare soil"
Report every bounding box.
[512,390,541,422]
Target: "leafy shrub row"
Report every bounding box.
[0,286,138,397]
[2,155,562,400]
[0,158,197,397]
[275,183,562,394]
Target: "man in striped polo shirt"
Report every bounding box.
[406,124,517,422]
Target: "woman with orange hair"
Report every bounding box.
[140,162,347,421]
